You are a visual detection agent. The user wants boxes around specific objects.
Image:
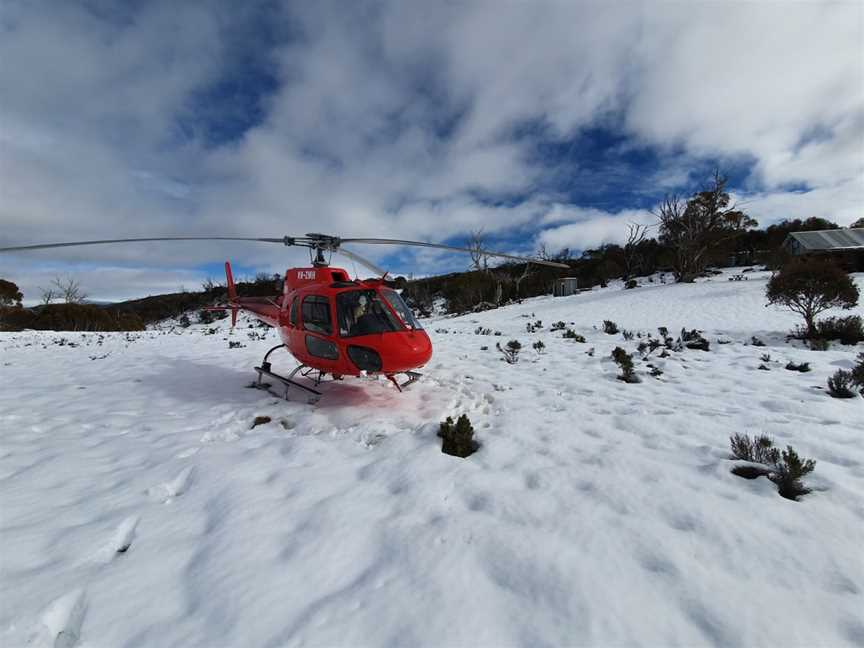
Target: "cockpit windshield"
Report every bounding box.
[337,290,402,337]
[381,289,423,331]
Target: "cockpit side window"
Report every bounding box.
[301,295,332,335]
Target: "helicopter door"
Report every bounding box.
[300,295,339,361]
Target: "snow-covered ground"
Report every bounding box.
[2,269,863,647]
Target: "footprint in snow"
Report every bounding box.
[31,588,87,648]
[92,515,139,563]
[148,466,194,501]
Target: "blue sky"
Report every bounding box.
[0,0,862,302]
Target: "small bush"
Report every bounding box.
[526,320,543,333]
[785,361,811,373]
[611,347,639,383]
[603,320,619,334]
[680,328,709,351]
[228,340,245,349]
[497,340,521,364]
[532,340,545,353]
[827,369,856,398]
[563,329,585,342]
[622,329,634,341]
[852,353,864,394]
[730,433,780,465]
[179,314,191,328]
[439,414,476,458]
[751,336,766,347]
[624,279,637,290]
[648,364,663,378]
[551,321,566,331]
[474,326,491,336]
[637,338,661,359]
[760,353,771,363]
[771,446,816,501]
[815,315,864,345]
[198,309,216,325]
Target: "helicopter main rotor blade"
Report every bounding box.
[339,237,570,269]
[0,236,297,253]
[337,247,387,277]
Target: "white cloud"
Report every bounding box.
[537,206,656,253]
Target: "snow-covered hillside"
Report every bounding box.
[2,269,863,647]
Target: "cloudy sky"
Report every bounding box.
[1,0,862,302]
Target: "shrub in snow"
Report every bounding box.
[729,435,816,500]
[474,326,492,336]
[622,329,635,341]
[827,370,856,399]
[785,361,811,373]
[198,309,215,325]
[624,279,637,289]
[766,257,859,339]
[526,320,543,333]
[815,315,864,345]
[750,336,766,347]
[852,353,864,394]
[603,320,619,334]
[586,347,595,357]
[760,353,771,363]
[228,341,245,349]
[179,314,191,328]
[563,329,585,342]
[497,340,521,364]
[493,331,502,336]
[611,347,639,383]
[647,364,663,378]
[637,338,661,359]
[730,433,780,465]
[532,340,545,353]
[680,328,709,351]
[480,345,488,351]
[439,414,476,458]
[772,446,817,501]
[551,321,566,331]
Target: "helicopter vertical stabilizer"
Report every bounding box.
[225,261,238,327]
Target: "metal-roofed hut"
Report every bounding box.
[783,228,864,271]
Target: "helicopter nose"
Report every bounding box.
[380,330,432,373]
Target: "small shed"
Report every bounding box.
[553,277,581,297]
[783,228,864,271]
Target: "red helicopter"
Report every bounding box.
[0,233,566,399]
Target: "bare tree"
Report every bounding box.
[514,262,534,298]
[468,229,489,272]
[656,170,757,282]
[623,222,649,279]
[39,287,57,305]
[50,276,88,304]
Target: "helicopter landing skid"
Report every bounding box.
[386,371,422,392]
[253,362,322,403]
